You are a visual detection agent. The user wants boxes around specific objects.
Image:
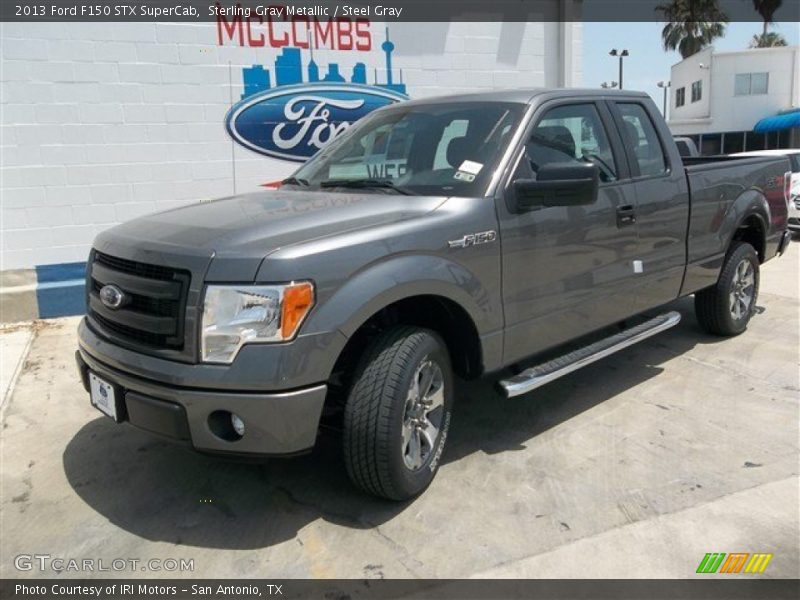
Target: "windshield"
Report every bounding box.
[287,101,526,196]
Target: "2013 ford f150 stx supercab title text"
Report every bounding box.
[76,89,793,500]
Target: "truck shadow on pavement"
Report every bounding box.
[61,297,748,550]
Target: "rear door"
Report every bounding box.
[607,100,689,312]
[497,99,641,365]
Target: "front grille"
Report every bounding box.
[91,279,178,316]
[95,251,177,281]
[88,251,190,351]
[92,312,173,347]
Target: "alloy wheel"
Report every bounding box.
[401,357,445,471]
[729,259,756,320]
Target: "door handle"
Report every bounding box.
[616,204,636,227]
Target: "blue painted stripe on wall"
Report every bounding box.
[35,261,87,283]
[36,281,86,319]
[33,262,88,319]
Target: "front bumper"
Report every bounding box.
[76,348,327,456]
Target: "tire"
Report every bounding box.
[343,326,454,501]
[695,241,760,336]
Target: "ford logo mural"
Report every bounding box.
[225,84,408,162]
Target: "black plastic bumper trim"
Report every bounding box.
[125,391,191,441]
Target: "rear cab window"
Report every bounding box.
[615,103,669,178]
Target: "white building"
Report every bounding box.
[0,16,582,320]
[667,45,800,155]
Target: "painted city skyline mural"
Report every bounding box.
[241,28,407,99]
[225,28,410,162]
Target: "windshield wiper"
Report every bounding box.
[281,176,309,186]
[319,178,415,195]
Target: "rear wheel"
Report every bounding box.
[695,242,760,336]
[343,326,453,500]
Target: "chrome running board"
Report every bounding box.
[499,311,682,398]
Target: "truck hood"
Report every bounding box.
[95,190,447,281]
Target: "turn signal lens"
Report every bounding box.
[281,282,315,339]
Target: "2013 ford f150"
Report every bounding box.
[76,89,793,500]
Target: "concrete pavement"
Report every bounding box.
[1,243,798,579]
[0,324,33,410]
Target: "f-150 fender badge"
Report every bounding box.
[448,230,497,248]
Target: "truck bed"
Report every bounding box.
[681,154,790,295]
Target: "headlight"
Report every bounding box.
[201,282,314,363]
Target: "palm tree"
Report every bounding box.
[751,0,783,38]
[657,0,728,59]
[750,31,788,47]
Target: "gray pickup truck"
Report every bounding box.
[76,89,792,500]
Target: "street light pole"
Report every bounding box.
[657,80,671,119]
[609,49,629,89]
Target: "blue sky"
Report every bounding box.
[583,21,800,112]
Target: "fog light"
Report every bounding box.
[231,413,245,437]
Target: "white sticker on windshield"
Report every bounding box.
[454,171,476,182]
[458,160,484,175]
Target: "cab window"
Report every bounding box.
[616,103,669,178]
[518,103,618,183]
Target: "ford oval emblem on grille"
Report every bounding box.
[99,284,126,310]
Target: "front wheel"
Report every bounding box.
[343,326,453,500]
[695,241,760,336]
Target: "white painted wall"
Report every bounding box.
[669,47,712,122]
[1,19,582,271]
[668,45,800,136]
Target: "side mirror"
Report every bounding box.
[509,162,599,213]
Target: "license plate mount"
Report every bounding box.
[89,372,122,422]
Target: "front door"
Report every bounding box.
[498,100,640,365]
